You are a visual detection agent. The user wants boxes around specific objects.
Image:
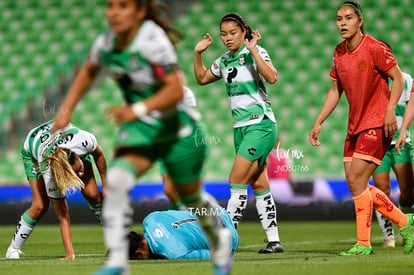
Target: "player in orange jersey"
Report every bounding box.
[309,1,413,256]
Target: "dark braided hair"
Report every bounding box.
[137,0,183,45]
[220,13,253,41]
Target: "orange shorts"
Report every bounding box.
[343,127,392,165]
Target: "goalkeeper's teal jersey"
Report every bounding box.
[143,208,239,259]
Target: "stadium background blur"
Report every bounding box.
[0,0,412,220]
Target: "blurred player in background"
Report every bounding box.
[127,207,238,260]
[52,1,233,274]
[373,68,414,248]
[193,12,283,253]
[162,86,198,210]
[5,120,106,260]
[309,1,414,256]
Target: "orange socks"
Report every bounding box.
[368,185,408,227]
[352,186,408,248]
[353,188,373,247]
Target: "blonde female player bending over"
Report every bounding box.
[5,120,107,260]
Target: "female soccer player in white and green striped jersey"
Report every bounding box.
[193,13,283,253]
[53,1,233,274]
[5,120,107,260]
[373,71,414,248]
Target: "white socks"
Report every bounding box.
[10,211,37,249]
[226,184,248,229]
[103,167,135,267]
[256,191,280,242]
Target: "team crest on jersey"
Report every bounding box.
[239,54,246,65]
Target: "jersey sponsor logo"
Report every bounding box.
[364,129,377,141]
[49,133,74,153]
[375,193,394,212]
[31,123,51,138]
[228,91,245,97]
[226,67,238,83]
[366,202,373,228]
[152,223,170,239]
[171,218,198,229]
[331,57,336,70]
[247,147,257,156]
[154,228,164,238]
[31,165,41,175]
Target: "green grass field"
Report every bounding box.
[1,221,414,275]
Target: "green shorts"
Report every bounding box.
[374,142,413,174]
[22,146,42,180]
[159,160,168,176]
[113,114,207,184]
[233,118,277,167]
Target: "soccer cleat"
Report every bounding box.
[5,244,23,259]
[339,244,373,256]
[93,266,128,275]
[212,228,233,275]
[383,237,395,248]
[259,241,284,254]
[399,213,414,254]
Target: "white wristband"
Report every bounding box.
[131,102,148,117]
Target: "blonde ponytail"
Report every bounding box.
[45,147,85,195]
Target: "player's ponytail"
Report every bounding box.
[45,147,84,196]
[137,0,183,45]
[220,13,253,41]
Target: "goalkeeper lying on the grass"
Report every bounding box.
[128,207,239,260]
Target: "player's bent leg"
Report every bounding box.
[80,160,104,224]
[5,210,37,259]
[98,158,141,274]
[6,178,49,259]
[226,183,248,229]
[177,183,233,275]
[369,186,414,253]
[375,211,395,247]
